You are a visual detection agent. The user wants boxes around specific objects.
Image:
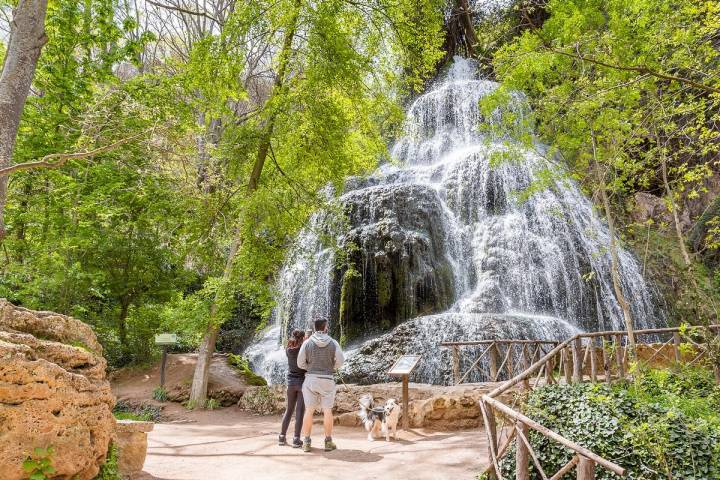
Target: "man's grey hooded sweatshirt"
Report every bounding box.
[297,332,344,378]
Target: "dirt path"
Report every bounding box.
[137,406,489,480]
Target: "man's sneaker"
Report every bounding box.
[302,438,312,452]
[278,435,286,446]
[324,439,337,452]
[292,437,303,448]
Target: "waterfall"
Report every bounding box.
[246,57,664,384]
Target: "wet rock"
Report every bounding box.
[340,313,580,385]
[0,299,115,480]
[332,184,456,341]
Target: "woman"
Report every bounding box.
[279,329,306,447]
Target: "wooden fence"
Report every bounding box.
[472,325,720,479]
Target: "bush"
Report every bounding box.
[95,443,120,480]
[238,386,281,415]
[228,353,267,386]
[153,386,168,402]
[499,367,720,480]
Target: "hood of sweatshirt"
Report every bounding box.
[310,331,332,348]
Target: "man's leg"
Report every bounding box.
[323,408,333,438]
[301,407,314,437]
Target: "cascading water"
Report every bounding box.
[246,57,664,384]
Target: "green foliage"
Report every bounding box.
[1,0,446,370]
[205,398,220,410]
[500,368,720,479]
[228,353,268,386]
[95,443,120,480]
[22,447,55,480]
[152,386,168,402]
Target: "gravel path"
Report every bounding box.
[137,406,488,480]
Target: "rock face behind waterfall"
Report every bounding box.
[334,183,456,339]
[247,58,664,385]
[0,299,115,480]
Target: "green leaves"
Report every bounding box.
[500,368,720,479]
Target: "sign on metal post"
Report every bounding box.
[154,333,177,346]
[388,354,421,430]
[154,334,177,388]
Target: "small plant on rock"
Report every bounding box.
[22,446,55,480]
[206,398,220,410]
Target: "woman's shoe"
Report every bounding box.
[292,437,303,448]
[278,435,287,446]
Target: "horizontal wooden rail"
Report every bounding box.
[440,339,559,346]
[482,396,626,476]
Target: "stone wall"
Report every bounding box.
[239,382,504,430]
[0,299,115,480]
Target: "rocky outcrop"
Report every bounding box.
[340,313,580,384]
[0,299,115,480]
[330,184,456,341]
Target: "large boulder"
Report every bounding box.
[341,313,580,385]
[330,183,456,341]
[0,300,115,480]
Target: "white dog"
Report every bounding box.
[359,394,401,441]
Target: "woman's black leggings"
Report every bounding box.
[280,383,305,438]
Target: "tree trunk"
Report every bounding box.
[188,0,303,407]
[0,0,49,240]
[658,139,691,267]
[590,134,636,357]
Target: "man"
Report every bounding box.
[297,318,345,452]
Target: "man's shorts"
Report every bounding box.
[302,375,336,411]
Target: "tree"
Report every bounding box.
[479,0,720,340]
[0,0,48,240]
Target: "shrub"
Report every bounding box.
[95,443,120,480]
[153,386,168,402]
[22,447,55,480]
[498,368,720,480]
[228,353,267,386]
[238,386,281,415]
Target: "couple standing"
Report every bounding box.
[279,319,345,452]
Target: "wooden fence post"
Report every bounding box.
[546,354,556,385]
[563,348,572,384]
[673,332,682,363]
[602,337,611,383]
[452,346,460,385]
[615,334,625,380]
[572,337,583,383]
[516,420,530,480]
[577,456,596,480]
[589,339,597,383]
[522,345,531,390]
[481,401,500,479]
[506,344,514,380]
[489,342,499,381]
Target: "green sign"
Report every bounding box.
[154,333,177,345]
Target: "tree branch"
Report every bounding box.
[146,0,223,26]
[547,45,720,95]
[0,130,151,177]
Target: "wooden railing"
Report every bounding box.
[477,325,720,479]
[440,340,558,385]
